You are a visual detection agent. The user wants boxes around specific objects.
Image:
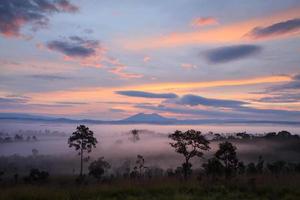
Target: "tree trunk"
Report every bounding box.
[184,158,189,180]
[80,148,83,177]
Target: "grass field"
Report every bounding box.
[1,175,300,200]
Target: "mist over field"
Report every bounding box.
[1,120,300,175]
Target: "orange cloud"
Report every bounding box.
[190,17,218,27]
[133,75,291,91]
[106,58,143,79]
[122,7,300,50]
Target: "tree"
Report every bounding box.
[88,157,110,182]
[169,130,210,180]
[215,141,238,178]
[32,148,39,157]
[129,129,140,142]
[202,157,224,178]
[24,169,49,183]
[68,125,98,177]
[135,154,147,177]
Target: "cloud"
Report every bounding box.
[0,97,28,104]
[122,7,300,50]
[257,93,300,103]
[181,63,197,69]
[107,58,143,79]
[169,94,247,108]
[55,101,88,105]
[46,36,105,67]
[136,100,300,121]
[248,18,300,39]
[47,36,100,58]
[28,74,70,80]
[109,108,125,113]
[116,91,178,99]
[205,44,262,63]
[143,56,151,62]
[190,17,218,27]
[0,0,78,37]
[267,74,300,91]
[256,74,300,103]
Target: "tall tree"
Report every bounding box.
[68,125,98,177]
[215,141,238,178]
[169,130,210,179]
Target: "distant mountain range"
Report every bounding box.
[0,112,299,125]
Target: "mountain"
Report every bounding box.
[120,113,176,124]
[0,112,299,125]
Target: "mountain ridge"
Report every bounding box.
[0,112,299,125]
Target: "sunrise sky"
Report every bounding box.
[0,0,300,121]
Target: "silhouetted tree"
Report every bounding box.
[264,132,276,139]
[88,157,110,182]
[267,161,286,175]
[130,129,140,142]
[237,161,246,174]
[256,156,264,174]
[68,125,98,177]
[32,148,39,157]
[14,134,23,141]
[202,158,224,179]
[246,163,257,174]
[135,154,147,177]
[14,173,19,184]
[277,130,291,138]
[0,171,4,182]
[236,132,250,139]
[169,130,210,180]
[215,141,238,178]
[24,169,49,183]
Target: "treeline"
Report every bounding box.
[0,129,67,144]
[0,134,38,143]
[210,130,300,140]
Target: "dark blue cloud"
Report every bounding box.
[0,0,78,37]
[136,101,300,120]
[0,97,28,104]
[170,94,247,108]
[205,44,262,63]
[109,108,125,113]
[116,90,178,99]
[248,18,300,39]
[47,36,99,58]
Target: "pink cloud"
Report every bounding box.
[181,63,197,69]
[143,56,151,62]
[190,17,218,28]
[107,58,143,79]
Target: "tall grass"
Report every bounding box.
[1,174,300,200]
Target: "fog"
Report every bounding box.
[1,120,300,174]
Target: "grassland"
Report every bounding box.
[1,175,300,200]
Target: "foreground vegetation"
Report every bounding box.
[1,174,300,200]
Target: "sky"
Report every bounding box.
[0,0,300,121]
